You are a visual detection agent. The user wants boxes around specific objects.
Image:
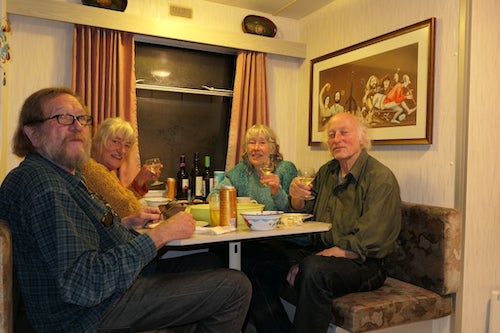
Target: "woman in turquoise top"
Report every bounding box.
[213,125,297,211]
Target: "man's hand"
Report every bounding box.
[286,264,300,287]
[122,206,162,230]
[316,246,359,259]
[146,212,196,249]
[289,177,312,210]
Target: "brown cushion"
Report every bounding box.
[331,277,452,333]
[386,202,461,295]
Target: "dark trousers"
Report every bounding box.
[98,252,251,333]
[242,240,386,333]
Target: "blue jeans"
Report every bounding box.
[98,252,252,333]
[243,240,386,333]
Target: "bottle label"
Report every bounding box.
[195,176,203,196]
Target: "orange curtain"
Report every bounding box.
[225,51,269,170]
[72,25,139,187]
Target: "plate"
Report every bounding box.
[196,221,209,227]
[146,220,208,229]
[280,213,313,226]
[280,213,313,221]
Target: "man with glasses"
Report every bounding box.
[0,87,251,332]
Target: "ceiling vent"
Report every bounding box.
[170,5,193,19]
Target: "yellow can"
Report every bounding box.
[219,186,237,228]
[166,178,177,199]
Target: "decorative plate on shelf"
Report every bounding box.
[81,0,128,12]
[242,15,277,38]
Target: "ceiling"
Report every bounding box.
[203,0,335,19]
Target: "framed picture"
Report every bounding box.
[309,18,436,145]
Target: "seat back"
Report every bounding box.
[0,220,13,332]
[385,202,462,295]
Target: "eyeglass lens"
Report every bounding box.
[55,114,93,125]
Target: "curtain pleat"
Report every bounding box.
[72,25,139,187]
[226,51,269,170]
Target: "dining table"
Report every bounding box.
[141,221,332,270]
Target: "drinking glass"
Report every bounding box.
[259,156,276,187]
[208,193,220,227]
[298,168,316,200]
[145,157,163,186]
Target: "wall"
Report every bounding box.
[461,0,500,331]
[3,0,500,332]
[297,0,460,207]
[4,16,73,172]
[2,0,302,174]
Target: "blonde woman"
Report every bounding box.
[212,124,297,211]
[81,117,162,218]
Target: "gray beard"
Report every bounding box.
[39,135,91,170]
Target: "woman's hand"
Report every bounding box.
[260,173,281,195]
[134,163,163,188]
[122,206,162,230]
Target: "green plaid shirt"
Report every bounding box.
[0,153,157,333]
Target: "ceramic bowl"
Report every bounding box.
[240,211,283,231]
[188,203,265,227]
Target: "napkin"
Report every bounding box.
[195,226,236,235]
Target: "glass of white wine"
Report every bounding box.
[259,154,276,187]
[145,157,163,186]
[298,168,316,200]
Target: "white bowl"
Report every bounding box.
[145,197,171,207]
[144,190,166,198]
[240,211,283,231]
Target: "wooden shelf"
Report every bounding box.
[7,0,306,59]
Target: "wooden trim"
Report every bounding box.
[7,0,306,59]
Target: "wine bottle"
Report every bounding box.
[190,152,204,200]
[176,154,189,200]
[202,155,214,200]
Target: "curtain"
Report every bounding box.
[72,25,139,187]
[225,51,269,170]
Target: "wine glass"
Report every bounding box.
[298,168,316,200]
[145,157,163,186]
[259,155,276,187]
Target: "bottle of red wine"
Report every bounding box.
[190,152,204,200]
[176,154,189,200]
[202,155,214,200]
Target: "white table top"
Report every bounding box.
[165,221,331,246]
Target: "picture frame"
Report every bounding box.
[309,18,436,145]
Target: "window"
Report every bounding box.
[135,42,236,182]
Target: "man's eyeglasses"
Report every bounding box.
[32,114,93,126]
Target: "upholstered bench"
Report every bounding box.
[0,220,13,332]
[330,202,461,332]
